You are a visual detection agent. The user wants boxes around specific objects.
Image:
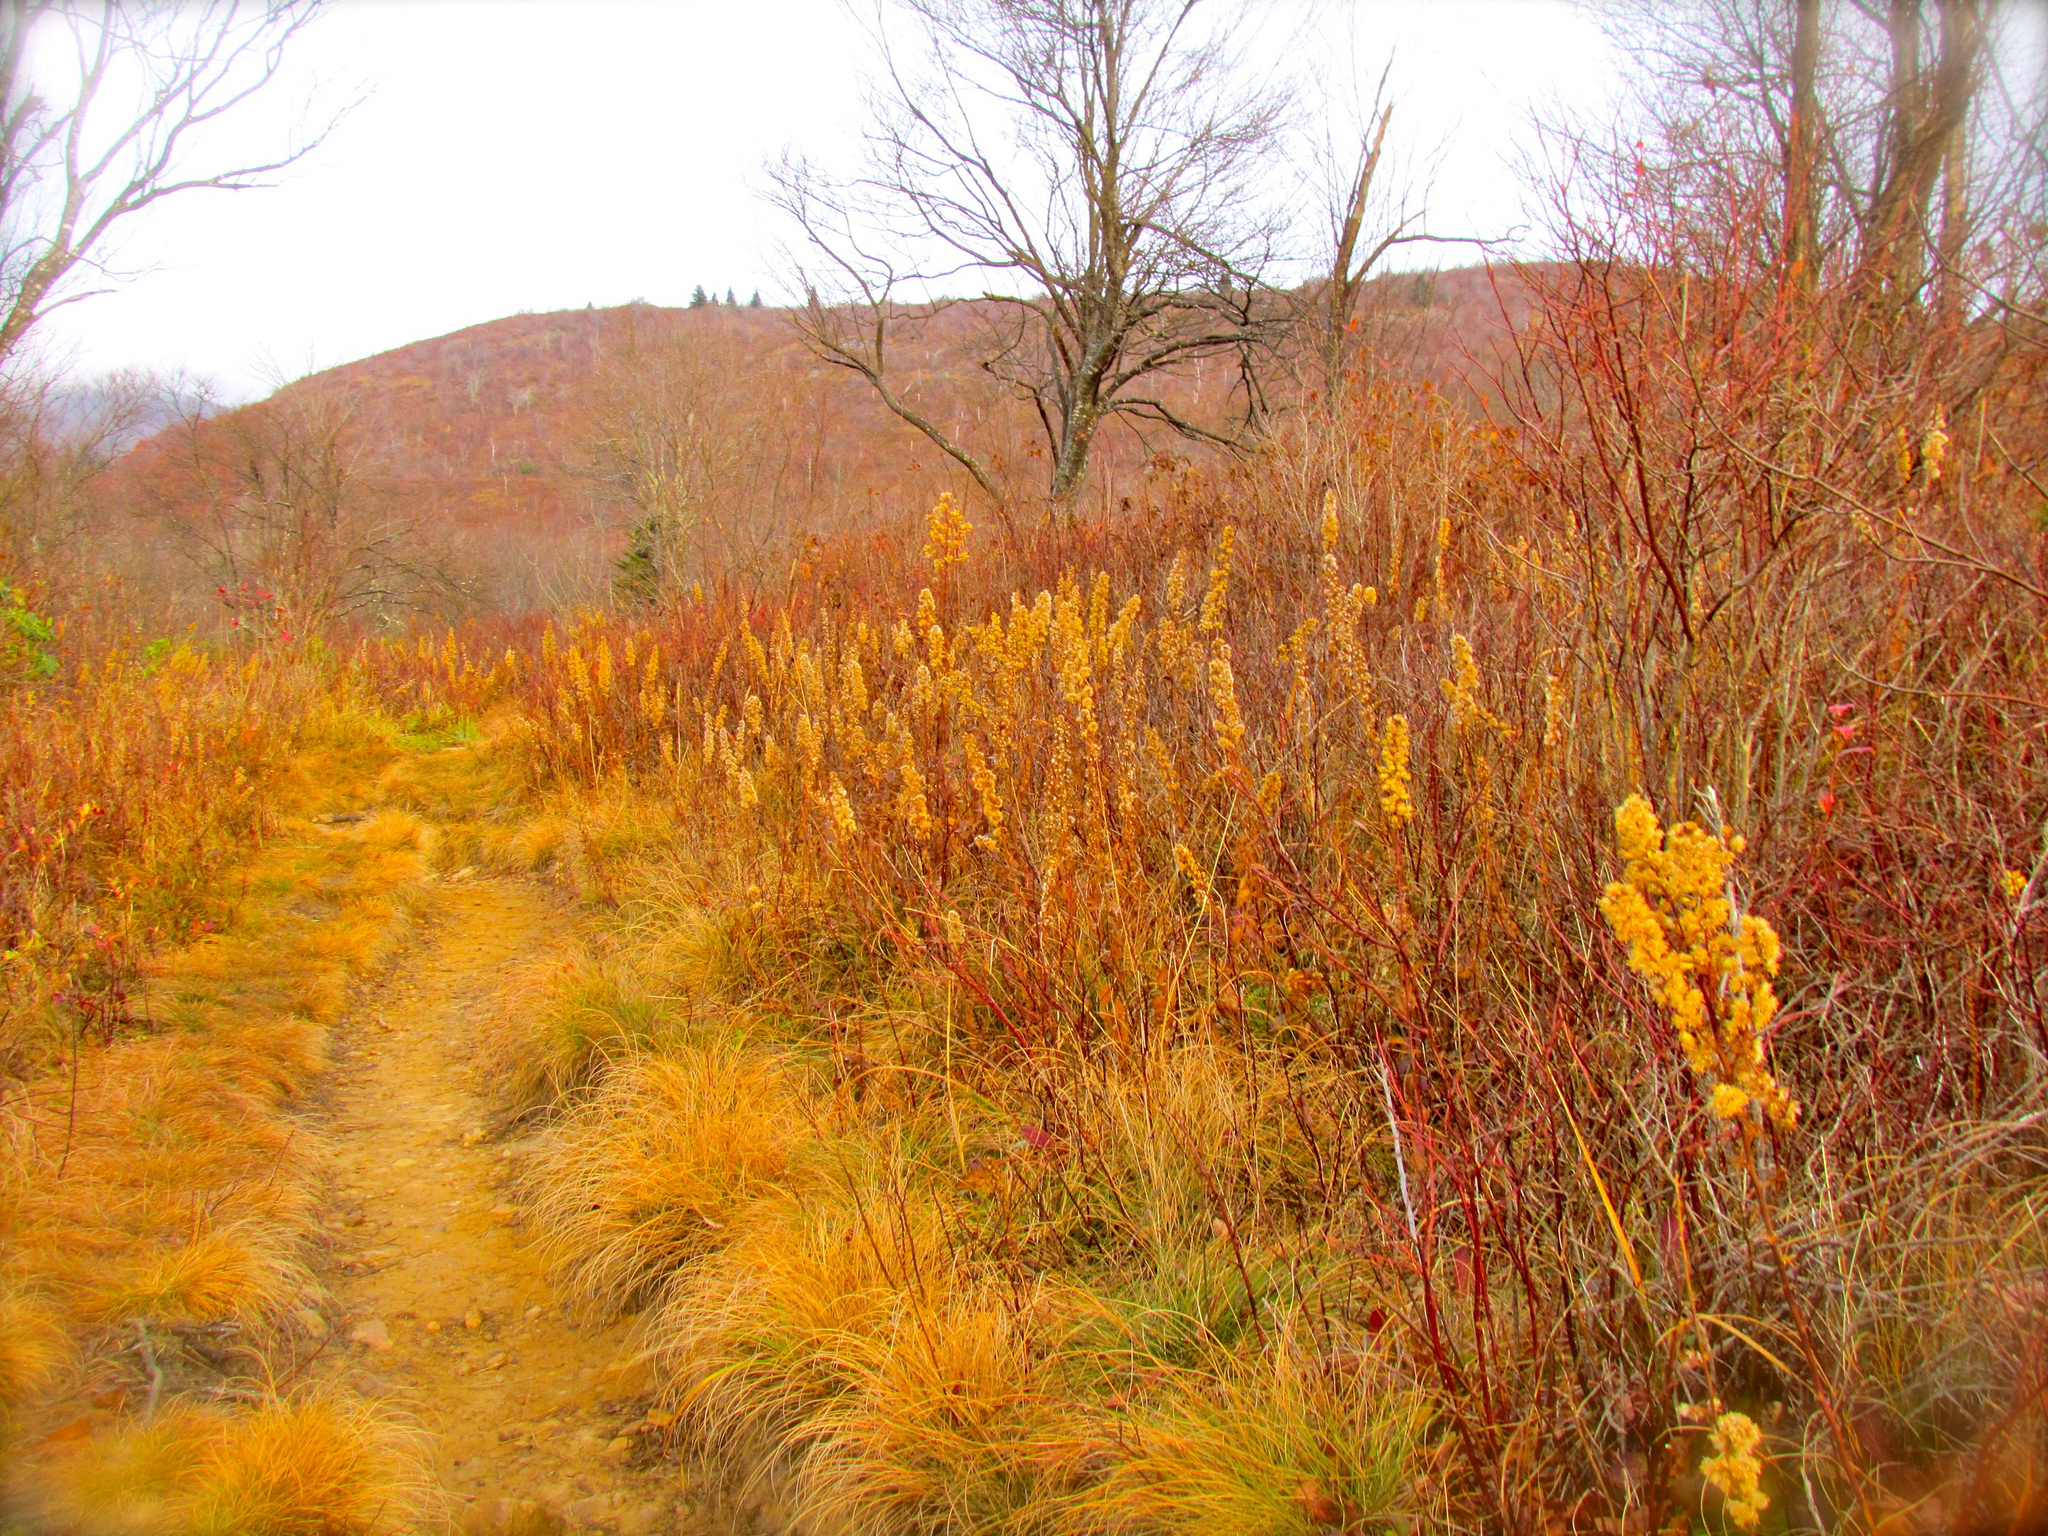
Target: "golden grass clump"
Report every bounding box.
[0,1289,70,1417]
[27,1398,430,1536]
[530,1042,813,1307]
[355,806,434,854]
[1091,1338,1424,1536]
[82,1225,312,1332]
[799,1288,1086,1536]
[479,954,673,1114]
[650,1187,962,1461]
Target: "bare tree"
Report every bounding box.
[773,0,1292,512]
[0,366,152,586]
[581,316,799,603]
[1313,95,1396,394]
[0,0,331,373]
[1601,0,2010,307]
[143,384,453,636]
[1295,51,1477,402]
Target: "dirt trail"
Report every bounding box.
[310,874,685,1536]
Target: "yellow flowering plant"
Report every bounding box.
[923,492,972,577]
[1378,715,1414,825]
[1598,795,1797,1129]
[1700,1411,1770,1529]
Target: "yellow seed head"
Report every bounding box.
[965,733,1004,846]
[1700,1412,1769,1530]
[1258,770,1284,812]
[1922,407,1949,483]
[1208,644,1246,753]
[923,491,973,575]
[898,751,934,841]
[827,774,858,837]
[640,650,667,729]
[1598,796,1797,1129]
[1199,527,1235,636]
[1709,1083,1751,1120]
[1442,634,1513,737]
[1174,842,1215,914]
[1164,550,1189,615]
[1378,715,1414,825]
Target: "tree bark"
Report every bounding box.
[1782,0,1821,292]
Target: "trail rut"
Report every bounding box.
[309,874,687,1536]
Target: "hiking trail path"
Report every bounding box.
[306,872,717,1536]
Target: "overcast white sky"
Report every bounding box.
[27,0,1619,400]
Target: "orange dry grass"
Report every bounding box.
[27,1397,431,1536]
[0,643,316,1077]
[1087,1337,1424,1536]
[529,1042,813,1308]
[798,1286,1088,1536]
[479,954,675,1116]
[649,1187,962,1464]
[0,720,431,1521]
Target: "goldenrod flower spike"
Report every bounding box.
[897,746,933,841]
[1922,407,1949,483]
[923,492,972,576]
[1199,527,1234,636]
[1208,644,1246,753]
[1378,715,1414,825]
[827,775,858,838]
[1598,795,1798,1129]
[1442,634,1513,737]
[1174,843,1216,916]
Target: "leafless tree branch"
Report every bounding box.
[0,0,338,372]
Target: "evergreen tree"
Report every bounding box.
[724,288,736,306]
[748,290,762,308]
[689,285,709,308]
[613,516,664,606]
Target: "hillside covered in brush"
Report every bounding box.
[94,266,1517,624]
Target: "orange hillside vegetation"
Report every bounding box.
[98,271,1514,623]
